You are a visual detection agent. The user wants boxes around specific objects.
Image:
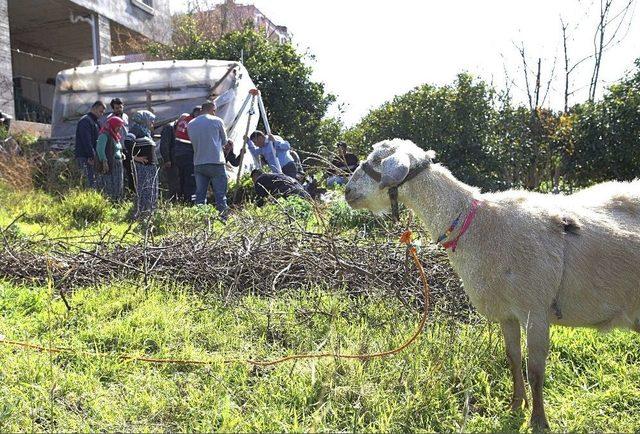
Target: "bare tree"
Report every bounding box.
[588,0,636,101]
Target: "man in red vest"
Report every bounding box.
[160,105,201,203]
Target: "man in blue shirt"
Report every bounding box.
[247,130,298,178]
[75,100,106,188]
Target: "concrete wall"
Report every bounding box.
[9,120,51,137]
[71,0,172,44]
[0,0,14,117]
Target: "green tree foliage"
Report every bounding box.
[345,73,505,189]
[149,17,335,154]
[569,59,640,187]
[346,62,640,192]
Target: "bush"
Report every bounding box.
[278,195,314,222]
[56,190,109,228]
[33,154,83,194]
[0,154,34,190]
[12,131,39,150]
[227,173,256,206]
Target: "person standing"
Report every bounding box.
[160,106,200,203]
[95,116,125,201]
[129,110,159,220]
[74,101,105,188]
[187,101,233,215]
[106,98,132,192]
[247,130,298,178]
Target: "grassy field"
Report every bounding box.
[1,281,639,432]
[1,187,640,431]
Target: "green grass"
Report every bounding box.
[2,184,640,431]
[1,280,639,432]
[0,185,137,243]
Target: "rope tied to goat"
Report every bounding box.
[0,219,432,367]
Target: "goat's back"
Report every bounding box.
[555,180,640,330]
[480,180,640,330]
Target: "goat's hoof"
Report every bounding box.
[530,414,550,432]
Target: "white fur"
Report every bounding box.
[345,138,640,428]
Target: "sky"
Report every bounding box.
[171,0,640,125]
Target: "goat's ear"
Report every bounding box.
[379,152,411,189]
[426,150,436,160]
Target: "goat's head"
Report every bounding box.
[345,139,434,213]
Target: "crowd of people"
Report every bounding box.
[74,97,360,220]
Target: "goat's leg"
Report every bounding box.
[500,319,527,411]
[526,317,550,430]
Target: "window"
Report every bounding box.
[131,0,154,14]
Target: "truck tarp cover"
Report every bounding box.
[51,59,259,173]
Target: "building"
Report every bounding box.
[193,0,290,45]
[0,0,172,123]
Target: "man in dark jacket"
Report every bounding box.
[251,169,310,207]
[75,101,106,188]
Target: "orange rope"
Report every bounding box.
[0,231,429,367]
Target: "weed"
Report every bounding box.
[278,195,314,222]
[328,199,386,232]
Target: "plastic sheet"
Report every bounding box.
[51,59,260,174]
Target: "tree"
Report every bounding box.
[149,19,336,154]
[570,58,640,185]
[345,73,506,190]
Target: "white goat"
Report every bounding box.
[344,138,640,429]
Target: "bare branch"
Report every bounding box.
[516,41,535,111]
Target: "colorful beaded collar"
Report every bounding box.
[437,199,481,252]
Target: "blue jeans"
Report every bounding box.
[327,175,347,188]
[76,157,96,188]
[194,163,228,212]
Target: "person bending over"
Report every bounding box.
[247,130,298,178]
[251,169,310,207]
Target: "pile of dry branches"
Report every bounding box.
[0,216,471,318]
